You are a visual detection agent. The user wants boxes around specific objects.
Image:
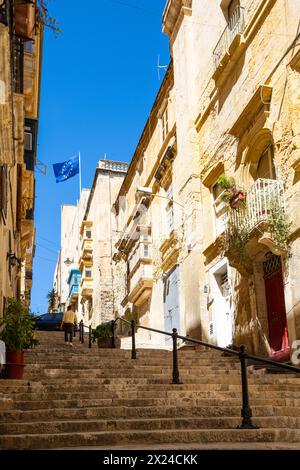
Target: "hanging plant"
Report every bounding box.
[36,0,60,34]
[221,206,250,263]
[33,0,60,34]
[267,197,292,249]
[217,174,246,208]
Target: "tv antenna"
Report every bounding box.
[157,55,168,81]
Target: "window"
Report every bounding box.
[24,40,34,54]
[161,106,169,142]
[211,180,227,237]
[24,126,33,151]
[85,268,92,278]
[165,183,174,237]
[85,230,92,239]
[24,119,37,170]
[143,244,150,258]
[0,165,8,222]
[256,145,276,180]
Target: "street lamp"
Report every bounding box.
[136,186,185,208]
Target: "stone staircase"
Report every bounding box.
[0,331,300,449]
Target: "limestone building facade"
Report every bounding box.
[0,1,43,314]
[114,0,300,359]
[53,188,90,312]
[80,160,128,327]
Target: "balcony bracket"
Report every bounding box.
[258,232,287,256]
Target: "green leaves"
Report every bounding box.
[92,322,113,341]
[0,299,36,351]
[267,198,292,249]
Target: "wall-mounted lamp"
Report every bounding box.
[64,258,73,266]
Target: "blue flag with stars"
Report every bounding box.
[52,155,80,183]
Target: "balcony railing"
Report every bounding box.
[99,160,129,172]
[229,179,285,233]
[213,6,244,70]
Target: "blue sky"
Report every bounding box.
[31,0,169,314]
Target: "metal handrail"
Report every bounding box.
[111,316,300,429]
[78,321,92,349]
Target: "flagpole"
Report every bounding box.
[78,151,82,197]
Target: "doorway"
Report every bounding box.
[263,254,290,362]
[210,260,234,348]
[163,266,180,344]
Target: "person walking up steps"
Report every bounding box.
[61,305,77,346]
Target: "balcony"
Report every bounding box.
[225,179,287,265]
[230,179,285,232]
[159,229,181,271]
[212,6,245,81]
[80,278,93,297]
[68,284,79,302]
[81,238,93,256]
[128,262,153,306]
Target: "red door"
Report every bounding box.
[264,260,290,362]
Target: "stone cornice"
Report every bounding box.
[162,0,192,38]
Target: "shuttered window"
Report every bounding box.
[0,165,8,222]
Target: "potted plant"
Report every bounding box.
[92,322,120,349]
[217,174,246,209]
[0,298,36,379]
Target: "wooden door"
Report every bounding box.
[263,255,290,362]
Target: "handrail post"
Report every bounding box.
[131,320,136,359]
[237,345,258,429]
[172,328,182,384]
[79,320,83,343]
[111,320,115,349]
[88,325,92,349]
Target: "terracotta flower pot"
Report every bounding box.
[229,191,245,208]
[5,351,25,380]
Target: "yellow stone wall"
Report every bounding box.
[0,16,43,314]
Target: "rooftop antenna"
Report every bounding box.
[104,153,107,160]
[157,54,168,81]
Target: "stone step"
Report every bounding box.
[1,415,300,436]
[1,428,300,449]
[6,388,300,402]
[23,364,242,372]
[3,403,300,423]
[3,378,298,391]
[1,332,299,449]
[11,396,300,411]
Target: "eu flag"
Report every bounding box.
[52,155,80,183]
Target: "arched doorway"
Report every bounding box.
[263,253,290,362]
